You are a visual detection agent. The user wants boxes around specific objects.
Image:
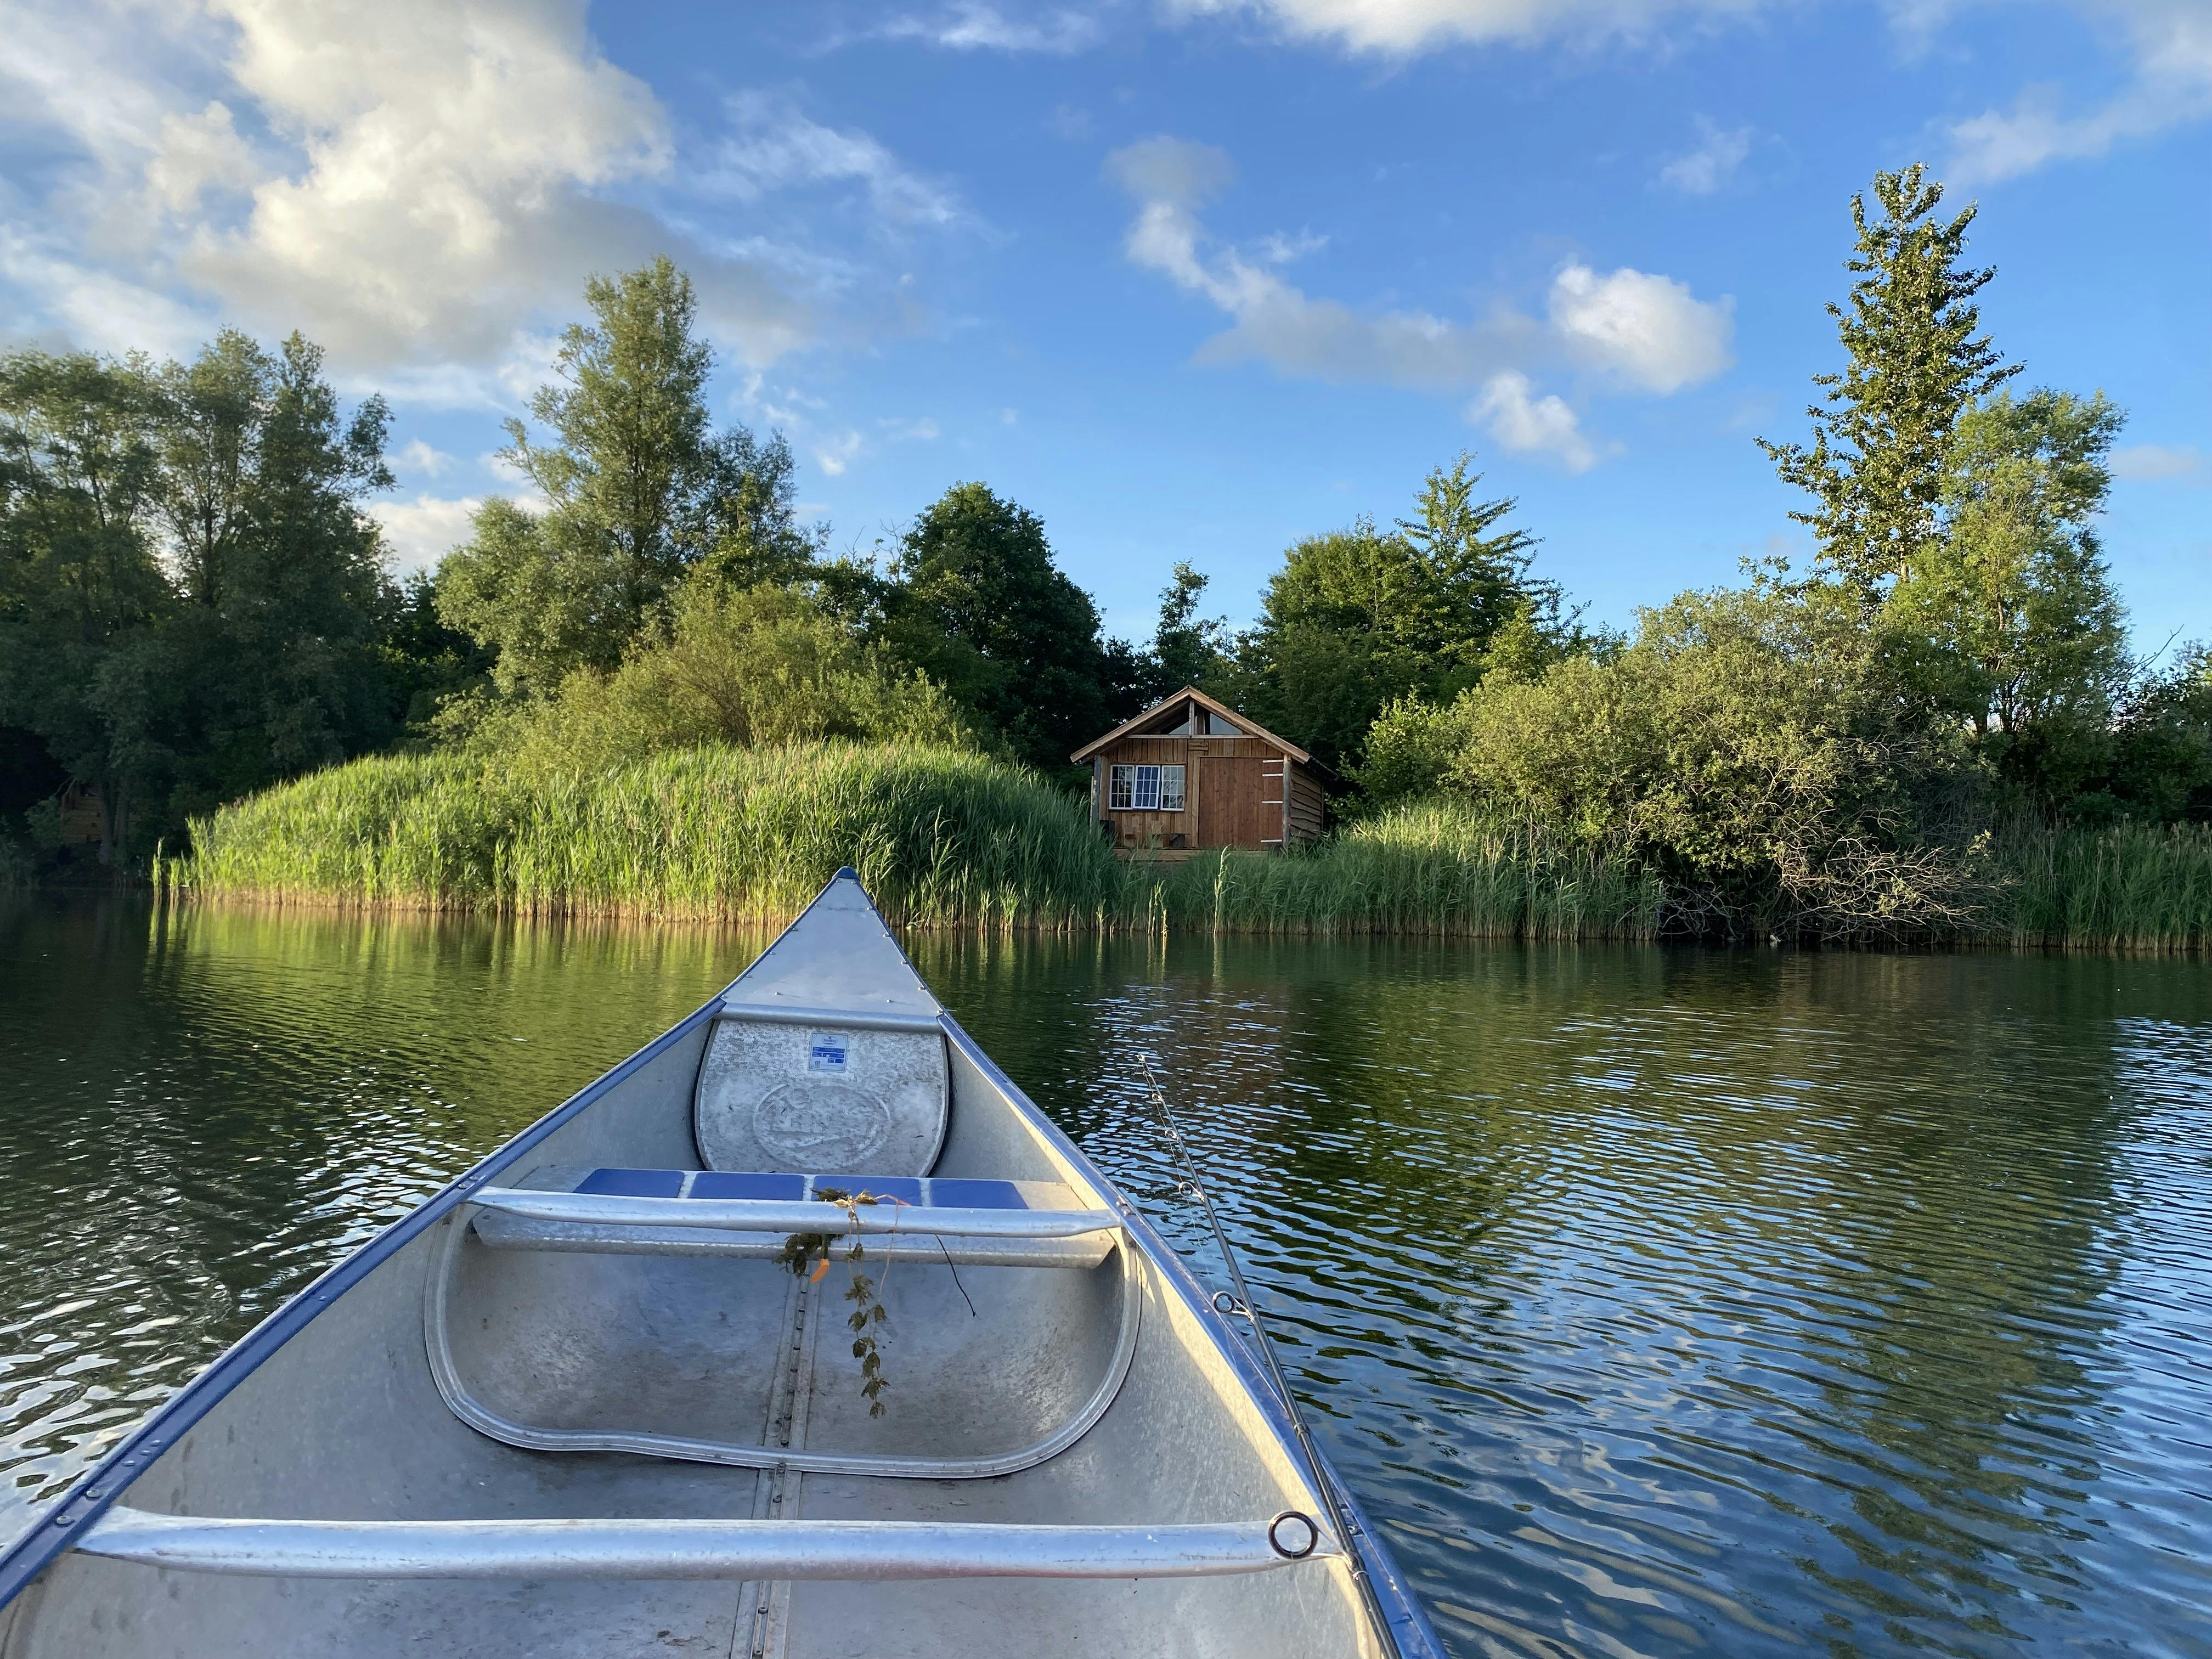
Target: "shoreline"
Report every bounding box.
[27,877,2203,955]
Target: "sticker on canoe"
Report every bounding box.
[808,1034,850,1074]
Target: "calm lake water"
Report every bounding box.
[2,894,2208,1656]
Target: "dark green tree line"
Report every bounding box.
[1,333,428,864]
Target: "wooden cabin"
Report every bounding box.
[54,782,105,847]
[1070,688,1329,858]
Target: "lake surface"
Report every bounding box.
[2,894,2208,1657]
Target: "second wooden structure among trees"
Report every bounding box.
[1073,688,1329,857]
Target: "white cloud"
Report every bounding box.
[1164,0,1771,54]
[1548,262,1734,393]
[878,4,1102,52]
[370,493,481,574]
[705,91,964,229]
[144,101,261,213]
[0,1,211,180]
[1105,136,1733,413]
[1946,1,2212,182]
[0,227,212,358]
[814,431,866,475]
[2112,443,2207,484]
[1161,0,2212,184]
[394,438,454,477]
[1468,371,1599,471]
[1105,138,1538,388]
[1104,137,1238,211]
[879,416,941,441]
[180,0,823,376]
[1255,228,1329,264]
[1658,117,1752,194]
[0,2,968,393]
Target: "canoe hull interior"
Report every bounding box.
[0,876,1432,1658]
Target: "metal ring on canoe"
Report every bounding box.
[421,1205,1143,1481]
[1268,1510,1320,1560]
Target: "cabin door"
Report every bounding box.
[1196,755,1275,850]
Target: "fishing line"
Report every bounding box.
[1136,1053,1406,1659]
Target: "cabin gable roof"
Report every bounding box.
[1069,686,1319,769]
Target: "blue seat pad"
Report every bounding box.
[573,1168,1031,1210]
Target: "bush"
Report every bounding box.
[1359,580,1990,940]
[441,579,974,780]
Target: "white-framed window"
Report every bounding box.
[1109,764,1186,811]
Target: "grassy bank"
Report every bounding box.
[174,743,1666,937]
[177,744,1126,927]
[173,742,2212,947]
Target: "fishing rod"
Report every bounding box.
[1136,1053,1406,1659]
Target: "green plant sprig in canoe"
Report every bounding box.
[780,1187,894,1417]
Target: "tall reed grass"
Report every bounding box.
[179,745,1666,937]
[1999,820,2212,951]
[182,744,1127,927]
[177,743,2212,947]
[1149,800,1667,939]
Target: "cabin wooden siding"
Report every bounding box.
[1088,733,1325,855]
[1286,767,1326,844]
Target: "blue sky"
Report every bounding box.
[3,0,2205,647]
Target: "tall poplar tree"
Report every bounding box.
[438,257,811,695]
[1760,165,2019,592]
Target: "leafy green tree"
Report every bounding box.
[439,257,812,693]
[381,568,497,736]
[1229,455,1558,768]
[0,352,167,859]
[1,333,402,860]
[886,482,1114,772]
[1360,578,1983,938]
[168,332,398,806]
[1760,164,2019,591]
[2092,648,2212,823]
[1889,390,2128,802]
[1395,452,1551,649]
[153,329,267,608]
[1144,560,1230,699]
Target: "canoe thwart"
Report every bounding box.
[75,1510,1339,1581]
[467,1211,1118,1269]
[467,1188,1124,1241]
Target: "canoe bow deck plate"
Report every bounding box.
[695,1014,948,1175]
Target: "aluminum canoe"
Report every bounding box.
[0,870,1443,1658]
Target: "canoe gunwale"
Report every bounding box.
[713,1002,946,1034]
[466,1212,1116,1269]
[420,1204,1149,1479]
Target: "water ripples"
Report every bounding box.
[934,940,2212,1657]
[0,896,754,1527]
[2,904,2209,1655]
